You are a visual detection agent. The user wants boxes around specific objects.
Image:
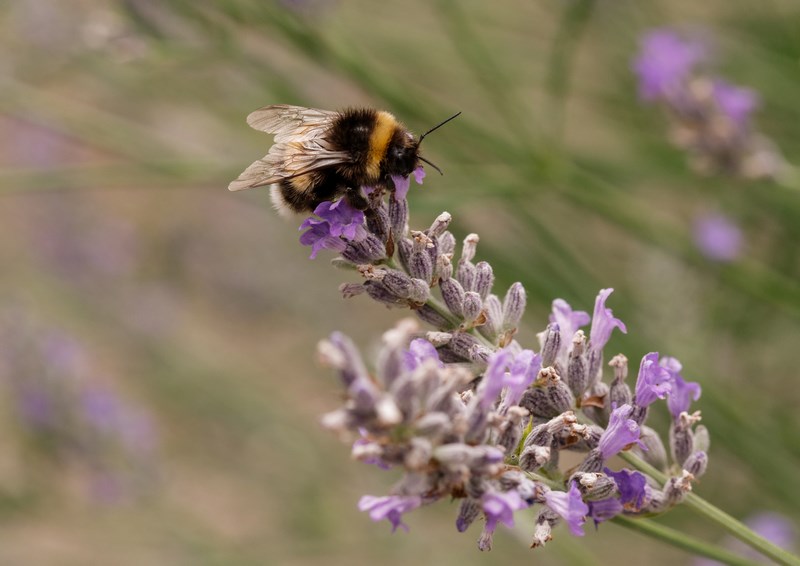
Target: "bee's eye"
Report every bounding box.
[393,147,408,160]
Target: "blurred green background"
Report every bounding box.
[1,0,798,564]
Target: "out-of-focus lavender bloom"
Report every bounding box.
[660,357,702,419]
[544,483,589,536]
[503,350,541,408]
[477,349,514,409]
[598,404,644,460]
[694,512,796,566]
[0,313,157,502]
[712,80,759,127]
[358,495,423,532]
[589,288,627,352]
[693,213,743,262]
[634,353,672,408]
[633,29,706,101]
[604,468,648,509]
[404,338,443,371]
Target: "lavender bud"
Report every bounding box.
[461,233,479,263]
[588,348,604,387]
[457,260,476,292]
[477,528,493,552]
[388,194,408,241]
[376,318,418,387]
[630,404,649,426]
[366,205,390,243]
[693,424,710,453]
[540,324,561,368]
[502,282,527,329]
[404,437,433,470]
[519,445,551,472]
[438,253,454,281]
[396,237,413,273]
[409,250,434,283]
[566,331,589,397]
[428,212,452,238]
[477,294,503,342]
[632,425,668,471]
[577,448,604,473]
[424,331,452,347]
[539,367,575,414]
[664,470,694,506]
[414,412,452,439]
[438,231,456,255]
[363,280,406,308]
[407,279,431,305]
[580,381,610,425]
[447,332,492,364]
[572,472,618,500]
[683,451,708,478]
[519,387,559,419]
[531,510,557,548]
[473,262,494,300]
[415,304,453,329]
[381,270,418,300]
[440,277,466,318]
[339,282,366,299]
[462,291,483,323]
[609,353,632,408]
[497,406,528,454]
[670,411,701,467]
[456,498,481,532]
[342,234,386,264]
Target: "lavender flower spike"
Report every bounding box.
[589,289,627,352]
[633,29,705,101]
[543,482,589,536]
[358,495,423,532]
[634,352,673,408]
[598,404,645,460]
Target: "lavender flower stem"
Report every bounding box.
[620,452,800,566]
[611,516,761,566]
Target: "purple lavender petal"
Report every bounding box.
[550,299,590,343]
[604,468,648,509]
[313,200,367,241]
[391,175,412,201]
[598,404,645,459]
[693,213,743,263]
[633,29,706,101]
[403,338,443,372]
[503,349,541,407]
[481,490,528,533]
[712,80,759,127]
[299,219,347,259]
[588,497,624,526]
[413,166,426,185]
[358,495,422,532]
[661,356,702,419]
[634,352,673,408]
[544,482,589,536]
[477,349,513,409]
[589,288,627,352]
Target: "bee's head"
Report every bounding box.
[383,131,420,177]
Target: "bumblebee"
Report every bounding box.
[228,105,459,215]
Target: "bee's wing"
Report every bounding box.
[229,105,350,192]
[228,140,351,192]
[245,104,338,143]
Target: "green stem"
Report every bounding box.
[611,516,762,566]
[619,452,800,566]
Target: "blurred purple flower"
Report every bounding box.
[695,512,796,565]
[713,80,760,127]
[633,29,706,101]
[693,213,743,262]
[358,494,423,532]
[404,338,443,372]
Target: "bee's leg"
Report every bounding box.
[343,186,369,211]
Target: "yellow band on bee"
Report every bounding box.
[367,111,397,178]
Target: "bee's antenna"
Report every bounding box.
[418,111,461,145]
[419,156,443,175]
